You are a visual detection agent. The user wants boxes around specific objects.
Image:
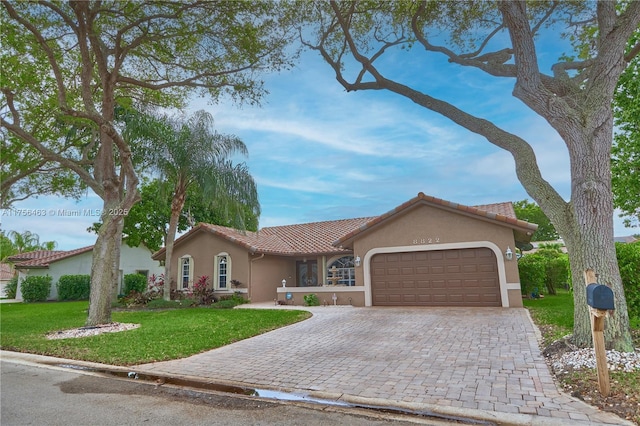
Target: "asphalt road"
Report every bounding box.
[0,359,457,426]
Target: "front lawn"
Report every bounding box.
[524,290,640,424]
[0,301,310,365]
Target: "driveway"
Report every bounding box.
[136,306,626,425]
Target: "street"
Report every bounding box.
[1,359,454,426]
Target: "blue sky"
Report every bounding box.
[1,41,635,250]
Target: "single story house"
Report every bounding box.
[153,192,538,307]
[8,243,163,301]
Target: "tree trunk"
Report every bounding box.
[558,122,633,351]
[163,186,188,301]
[86,198,124,326]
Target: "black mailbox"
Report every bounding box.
[586,283,615,310]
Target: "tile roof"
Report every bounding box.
[156,192,538,259]
[0,263,14,281]
[155,218,375,259]
[5,250,64,262]
[11,246,94,269]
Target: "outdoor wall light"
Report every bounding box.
[281,279,286,288]
[354,256,361,267]
[505,247,513,261]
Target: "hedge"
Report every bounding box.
[124,273,147,295]
[57,274,91,301]
[518,255,546,297]
[616,241,640,321]
[21,275,52,302]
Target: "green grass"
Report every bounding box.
[523,289,574,346]
[0,301,310,365]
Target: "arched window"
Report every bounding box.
[327,256,355,286]
[179,256,193,289]
[215,253,231,290]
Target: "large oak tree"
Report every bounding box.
[1,1,293,325]
[301,1,640,350]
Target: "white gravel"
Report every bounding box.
[549,347,640,373]
[46,323,140,340]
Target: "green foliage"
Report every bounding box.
[519,248,570,296]
[193,275,216,306]
[0,301,311,365]
[0,230,58,260]
[5,276,18,298]
[303,293,320,306]
[533,247,570,295]
[611,28,640,228]
[20,275,52,302]
[123,274,147,296]
[518,255,546,297]
[212,294,248,309]
[57,275,90,301]
[616,242,640,322]
[513,200,559,242]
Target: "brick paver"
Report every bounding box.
[136,306,627,425]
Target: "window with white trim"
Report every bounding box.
[179,256,193,289]
[327,256,356,286]
[215,253,231,290]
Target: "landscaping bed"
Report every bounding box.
[525,292,640,424]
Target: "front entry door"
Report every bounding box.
[297,260,318,287]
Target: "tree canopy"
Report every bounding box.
[611,30,640,228]
[1,1,294,325]
[513,200,559,243]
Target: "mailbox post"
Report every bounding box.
[584,269,614,397]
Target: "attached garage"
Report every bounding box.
[370,248,501,307]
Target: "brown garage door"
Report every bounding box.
[371,248,501,307]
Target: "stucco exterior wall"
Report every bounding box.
[351,204,522,307]
[249,256,294,303]
[168,232,251,297]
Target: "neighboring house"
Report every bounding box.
[614,235,638,244]
[527,240,568,254]
[8,243,163,301]
[153,192,538,308]
[0,263,15,297]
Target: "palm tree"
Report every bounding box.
[8,230,40,254]
[148,110,260,300]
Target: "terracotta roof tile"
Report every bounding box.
[6,250,64,262]
[13,246,94,269]
[199,218,374,256]
[156,193,538,259]
[0,263,14,281]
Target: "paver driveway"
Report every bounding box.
[136,306,625,425]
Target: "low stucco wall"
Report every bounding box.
[276,286,365,307]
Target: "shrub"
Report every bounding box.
[303,293,320,306]
[193,275,216,305]
[616,241,640,322]
[5,276,18,299]
[146,274,164,300]
[518,255,546,298]
[120,291,151,307]
[213,299,239,309]
[124,273,147,295]
[57,275,91,301]
[21,275,52,302]
[212,294,246,309]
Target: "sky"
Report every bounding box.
[1,29,636,250]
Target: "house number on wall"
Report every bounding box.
[412,237,440,244]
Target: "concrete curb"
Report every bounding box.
[2,350,632,426]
